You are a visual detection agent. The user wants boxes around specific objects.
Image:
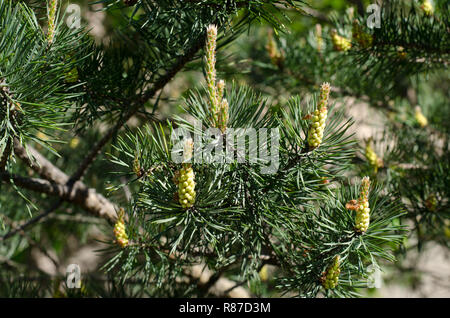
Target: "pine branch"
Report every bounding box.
[70,33,206,182]
[1,27,208,243]
[1,140,120,241]
[13,139,69,184]
[0,172,117,223]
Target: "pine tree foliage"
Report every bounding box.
[0,0,447,298]
[103,24,406,297]
[237,0,448,107]
[0,0,88,152]
[227,0,449,253]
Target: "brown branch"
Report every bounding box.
[300,6,330,24]
[1,172,117,223]
[13,139,69,184]
[0,139,119,242]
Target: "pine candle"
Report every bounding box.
[176,139,196,209]
[307,82,331,149]
[206,24,219,123]
[113,209,129,248]
[365,140,383,173]
[355,176,371,233]
[421,0,434,16]
[322,256,341,289]
[415,106,428,128]
[331,29,352,52]
[47,0,58,44]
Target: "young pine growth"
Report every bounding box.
[420,0,434,16]
[414,106,428,128]
[321,256,341,289]
[206,25,219,122]
[113,209,129,248]
[205,25,229,130]
[425,194,437,212]
[217,79,225,103]
[177,165,196,209]
[330,29,351,52]
[218,98,229,133]
[47,0,58,44]
[307,82,331,149]
[355,176,371,233]
[315,24,323,53]
[365,139,383,173]
[65,66,79,83]
[176,139,196,209]
[266,29,284,67]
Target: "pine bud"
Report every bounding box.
[176,139,196,209]
[397,46,407,59]
[69,137,80,149]
[63,55,79,83]
[352,20,373,48]
[307,82,331,149]
[217,80,225,104]
[133,152,142,177]
[113,208,129,248]
[345,199,359,211]
[346,7,355,20]
[266,29,283,67]
[425,193,437,212]
[206,25,219,122]
[414,106,428,128]
[259,264,270,282]
[178,163,196,209]
[365,139,384,173]
[321,256,341,289]
[47,0,58,44]
[37,131,49,141]
[355,176,371,233]
[420,0,434,16]
[218,98,229,133]
[330,29,351,52]
[315,24,323,53]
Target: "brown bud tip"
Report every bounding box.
[346,200,359,211]
[302,113,313,120]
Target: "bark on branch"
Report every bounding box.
[13,139,69,184]
[1,172,117,223]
